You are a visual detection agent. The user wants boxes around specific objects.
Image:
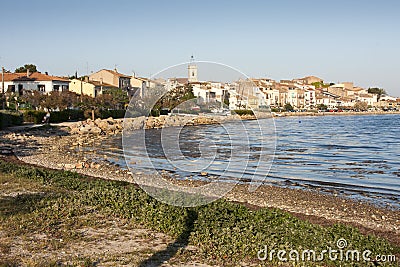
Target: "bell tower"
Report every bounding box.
[188,55,198,83]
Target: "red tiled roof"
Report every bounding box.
[103,69,131,78]
[170,78,188,84]
[2,72,69,82]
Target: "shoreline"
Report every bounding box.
[1,125,399,247]
[272,110,400,118]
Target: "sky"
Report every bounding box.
[1,0,399,96]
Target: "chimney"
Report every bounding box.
[84,76,89,83]
[45,71,48,75]
[27,69,30,78]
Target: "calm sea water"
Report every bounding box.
[82,114,400,208]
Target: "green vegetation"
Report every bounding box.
[0,160,397,266]
[0,110,23,129]
[151,85,196,116]
[353,102,369,111]
[284,103,294,111]
[15,64,38,73]
[22,109,125,124]
[311,82,331,89]
[232,109,254,116]
[368,88,386,101]
[317,104,328,110]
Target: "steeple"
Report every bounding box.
[188,55,198,83]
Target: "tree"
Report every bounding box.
[353,101,368,111]
[317,104,328,110]
[368,87,386,101]
[15,64,38,73]
[102,87,129,109]
[284,103,294,111]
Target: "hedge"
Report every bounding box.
[232,109,254,116]
[22,109,125,124]
[0,110,23,129]
[23,110,46,124]
[50,109,84,123]
[98,109,126,119]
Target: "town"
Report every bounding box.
[1,62,399,117]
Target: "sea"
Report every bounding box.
[79,114,400,208]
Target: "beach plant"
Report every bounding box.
[0,160,398,266]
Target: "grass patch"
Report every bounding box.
[0,160,398,266]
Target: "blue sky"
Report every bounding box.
[1,0,399,96]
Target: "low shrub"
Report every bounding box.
[232,109,254,116]
[98,109,126,119]
[23,110,46,124]
[0,110,23,129]
[50,109,84,123]
[0,161,397,266]
[23,109,84,124]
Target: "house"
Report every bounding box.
[304,89,316,108]
[1,71,69,94]
[346,87,367,96]
[316,94,339,109]
[69,78,117,97]
[190,81,228,105]
[89,69,131,90]
[299,76,324,85]
[356,93,377,107]
[327,84,347,97]
[130,77,149,98]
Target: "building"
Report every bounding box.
[188,62,198,83]
[69,78,117,97]
[89,69,131,90]
[356,93,377,107]
[304,89,316,108]
[1,71,69,94]
[327,84,347,97]
[298,76,324,85]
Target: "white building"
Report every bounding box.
[1,72,69,94]
[356,94,378,106]
[304,89,316,108]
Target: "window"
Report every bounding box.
[18,84,23,95]
[38,85,45,92]
[62,85,69,92]
[53,85,60,91]
[8,85,15,93]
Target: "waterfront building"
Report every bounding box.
[1,71,69,95]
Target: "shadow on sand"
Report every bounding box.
[138,209,198,267]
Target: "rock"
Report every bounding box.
[64,163,75,169]
[75,162,84,169]
[107,124,117,133]
[78,125,90,134]
[96,121,109,131]
[123,116,146,130]
[90,126,102,135]
[90,162,101,169]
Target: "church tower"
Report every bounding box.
[188,55,198,83]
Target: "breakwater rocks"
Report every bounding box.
[68,113,266,135]
[69,117,124,135]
